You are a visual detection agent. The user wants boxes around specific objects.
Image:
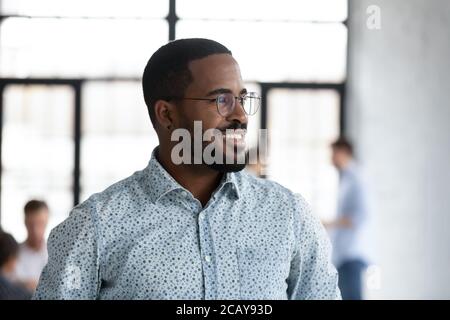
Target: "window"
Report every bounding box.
[1,85,74,241]
[1,0,168,18]
[266,88,340,220]
[177,0,347,22]
[0,0,347,237]
[80,82,158,201]
[1,18,168,77]
[177,21,347,83]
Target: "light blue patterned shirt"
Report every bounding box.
[34,149,340,300]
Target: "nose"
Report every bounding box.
[225,98,248,125]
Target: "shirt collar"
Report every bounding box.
[345,160,357,171]
[214,168,241,200]
[145,147,241,203]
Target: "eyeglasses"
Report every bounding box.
[168,92,261,117]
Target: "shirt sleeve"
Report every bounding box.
[287,194,341,300]
[33,204,101,300]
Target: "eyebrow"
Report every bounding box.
[205,88,248,97]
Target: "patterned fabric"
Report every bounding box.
[34,149,340,300]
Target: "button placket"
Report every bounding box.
[197,207,216,299]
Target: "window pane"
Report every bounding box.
[1,18,168,77]
[177,21,347,82]
[1,85,74,241]
[80,81,158,202]
[266,89,340,220]
[178,0,347,22]
[1,0,168,18]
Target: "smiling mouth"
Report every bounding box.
[219,129,246,152]
[220,128,246,138]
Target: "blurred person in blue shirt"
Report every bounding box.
[323,137,374,300]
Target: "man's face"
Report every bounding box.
[173,54,248,172]
[2,255,18,277]
[331,148,348,170]
[25,209,49,243]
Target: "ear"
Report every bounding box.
[154,99,175,129]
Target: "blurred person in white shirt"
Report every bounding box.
[14,200,49,291]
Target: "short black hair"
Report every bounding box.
[331,137,354,156]
[24,200,48,216]
[0,231,19,267]
[142,38,232,126]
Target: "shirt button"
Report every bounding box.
[204,255,211,263]
[181,191,188,198]
[199,212,205,221]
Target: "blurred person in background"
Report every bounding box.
[0,231,32,300]
[323,137,373,300]
[14,200,49,292]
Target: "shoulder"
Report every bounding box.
[50,168,149,240]
[235,172,322,248]
[236,171,293,198]
[345,163,367,183]
[84,167,149,209]
[75,167,149,218]
[344,165,370,197]
[235,171,311,221]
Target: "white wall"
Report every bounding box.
[347,0,450,299]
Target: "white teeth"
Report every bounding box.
[224,133,245,139]
[223,129,247,140]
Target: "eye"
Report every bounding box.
[217,93,234,105]
[217,94,227,104]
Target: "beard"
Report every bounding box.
[185,121,248,173]
[204,144,247,173]
[207,162,246,173]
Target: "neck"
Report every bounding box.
[156,145,223,207]
[26,238,43,251]
[339,157,353,171]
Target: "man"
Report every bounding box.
[34,38,340,300]
[0,231,32,300]
[14,200,49,291]
[323,138,373,300]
